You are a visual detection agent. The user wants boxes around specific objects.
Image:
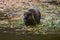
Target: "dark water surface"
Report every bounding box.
[0,32,60,40]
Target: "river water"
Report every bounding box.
[0,32,60,40]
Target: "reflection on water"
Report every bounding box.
[0,32,60,40]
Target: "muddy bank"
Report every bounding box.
[0,27,60,40]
